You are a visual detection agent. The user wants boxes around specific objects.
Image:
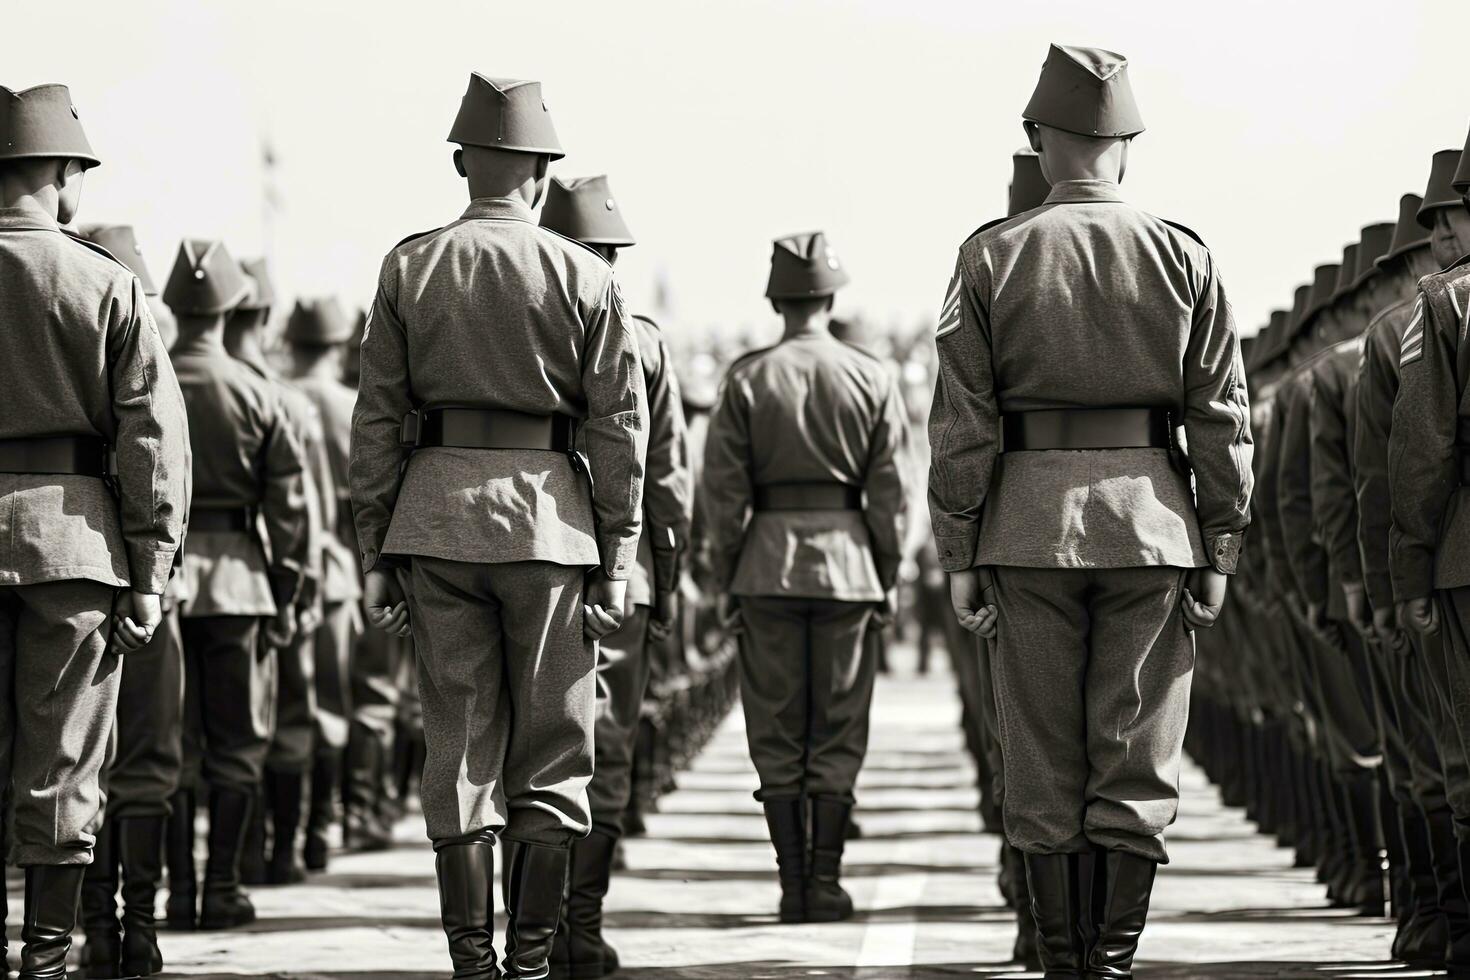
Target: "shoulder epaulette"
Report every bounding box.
[538,226,612,266]
[393,227,441,250]
[61,228,132,272]
[1161,219,1206,247]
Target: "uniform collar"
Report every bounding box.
[460,196,535,223]
[0,205,62,233]
[1043,179,1126,205]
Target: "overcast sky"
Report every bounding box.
[11,0,1468,341]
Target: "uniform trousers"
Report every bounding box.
[1297,622,1381,775]
[349,622,403,802]
[103,606,185,818]
[312,601,358,753]
[1364,632,1445,813]
[180,616,276,793]
[736,596,876,802]
[406,557,595,847]
[585,606,651,838]
[0,581,122,865]
[1429,589,1470,832]
[989,566,1191,864]
[267,619,317,772]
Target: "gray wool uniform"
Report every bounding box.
[928,179,1253,863]
[350,196,648,848]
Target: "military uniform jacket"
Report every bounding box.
[928,180,1252,575]
[1390,257,1470,598]
[1307,337,1367,620]
[626,315,692,608]
[1354,295,1415,612]
[292,374,363,603]
[171,338,310,616]
[1275,363,1330,610]
[703,329,908,602]
[351,197,648,578]
[1252,391,1293,598]
[0,207,190,593]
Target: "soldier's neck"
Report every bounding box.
[291,351,340,380]
[0,177,60,218]
[781,313,831,340]
[173,318,228,354]
[225,327,270,373]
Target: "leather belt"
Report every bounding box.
[401,407,576,453]
[754,482,864,511]
[191,507,257,532]
[0,436,109,478]
[1002,408,1173,452]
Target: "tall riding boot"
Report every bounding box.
[1448,832,1470,974]
[304,750,341,872]
[18,865,85,980]
[1086,849,1157,979]
[344,732,391,851]
[80,820,121,978]
[267,768,307,885]
[761,797,806,923]
[199,786,257,929]
[1022,852,1092,978]
[503,841,570,980]
[1397,807,1449,968]
[806,797,854,923]
[1382,786,1408,922]
[1344,772,1387,915]
[164,788,197,929]
[117,816,167,977]
[557,829,620,979]
[239,781,268,886]
[1008,844,1041,970]
[435,842,500,980]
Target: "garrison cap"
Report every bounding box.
[79,224,156,295]
[1022,44,1144,139]
[1352,221,1394,287]
[285,297,353,347]
[1455,125,1470,192]
[1378,193,1430,268]
[236,257,276,312]
[1331,244,1359,302]
[163,239,250,316]
[1008,148,1051,216]
[447,74,564,160]
[540,175,635,247]
[765,231,850,300]
[1417,149,1462,228]
[0,84,99,169]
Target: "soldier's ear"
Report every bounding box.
[1024,121,1043,154]
[453,149,466,178]
[1118,138,1131,183]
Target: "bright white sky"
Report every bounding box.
[11,0,1468,342]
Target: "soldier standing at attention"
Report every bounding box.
[350,74,647,980]
[703,231,909,924]
[0,84,190,976]
[283,296,363,874]
[928,45,1252,976]
[539,174,693,978]
[164,240,310,930]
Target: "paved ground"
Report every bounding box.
[122,658,1420,978]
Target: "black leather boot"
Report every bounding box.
[267,768,307,885]
[304,750,342,872]
[1009,845,1041,970]
[1447,832,1470,974]
[1022,852,1091,978]
[806,797,854,923]
[435,842,500,980]
[1343,773,1388,915]
[504,842,570,980]
[200,786,257,929]
[345,732,392,852]
[80,820,121,978]
[556,830,620,979]
[1396,807,1448,967]
[239,781,268,886]
[118,816,166,977]
[1086,849,1157,979]
[19,865,85,980]
[761,797,805,923]
[164,788,197,930]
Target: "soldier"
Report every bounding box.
[0,84,189,976]
[703,230,908,923]
[928,46,1252,976]
[164,240,310,930]
[225,260,330,885]
[1356,180,1458,968]
[71,225,187,978]
[283,296,363,873]
[349,74,647,979]
[539,174,693,977]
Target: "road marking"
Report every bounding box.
[854,839,931,971]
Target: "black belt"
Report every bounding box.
[1002,408,1173,452]
[191,507,257,532]
[754,482,864,511]
[0,436,109,478]
[401,408,577,453]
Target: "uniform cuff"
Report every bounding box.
[935,533,977,573]
[128,546,178,596]
[1392,567,1435,604]
[601,537,640,582]
[1207,531,1243,575]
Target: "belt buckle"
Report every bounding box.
[399,410,423,449]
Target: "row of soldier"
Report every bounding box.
[1195,129,1470,976]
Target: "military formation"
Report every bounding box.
[1194,126,1470,977]
[7,33,1465,980]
